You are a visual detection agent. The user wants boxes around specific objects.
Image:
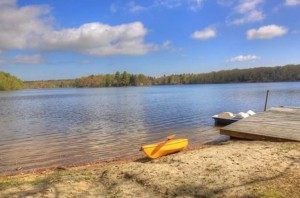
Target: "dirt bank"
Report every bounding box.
[1,140,300,198]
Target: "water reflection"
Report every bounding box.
[0,82,300,174]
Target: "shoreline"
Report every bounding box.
[20,80,300,91]
[1,140,299,197]
[0,131,228,177]
[0,142,214,177]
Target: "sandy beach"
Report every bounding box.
[1,140,300,198]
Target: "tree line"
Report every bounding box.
[0,71,23,91]
[24,64,300,89]
[74,72,153,87]
[1,64,299,90]
[24,79,75,89]
[155,64,300,84]
[24,72,154,89]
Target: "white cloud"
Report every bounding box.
[227,55,259,62]
[154,0,204,10]
[231,10,264,25]
[161,40,172,49]
[128,2,147,13]
[42,22,152,56]
[155,0,183,8]
[113,0,204,14]
[189,0,204,11]
[285,0,300,6]
[130,5,146,12]
[235,0,263,13]
[13,54,44,64]
[247,25,288,39]
[191,27,216,40]
[0,0,154,56]
[0,0,51,50]
[228,0,265,25]
[154,40,184,54]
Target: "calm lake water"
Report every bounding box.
[1,82,300,174]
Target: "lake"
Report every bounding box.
[0,82,300,174]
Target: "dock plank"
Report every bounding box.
[220,106,300,141]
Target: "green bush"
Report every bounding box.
[0,71,24,91]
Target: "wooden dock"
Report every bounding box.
[220,106,300,142]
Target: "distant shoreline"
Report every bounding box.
[20,80,300,91]
[1,80,299,92]
[23,64,300,89]
[2,64,300,91]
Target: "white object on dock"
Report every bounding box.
[217,112,234,119]
[247,110,256,116]
[234,112,249,119]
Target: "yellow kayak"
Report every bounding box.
[140,135,188,159]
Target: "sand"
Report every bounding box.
[1,140,300,198]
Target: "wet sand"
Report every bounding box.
[1,140,300,198]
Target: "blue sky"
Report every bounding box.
[0,0,300,80]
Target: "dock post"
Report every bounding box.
[264,90,269,111]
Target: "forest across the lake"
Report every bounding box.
[1,64,300,90]
[24,64,300,89]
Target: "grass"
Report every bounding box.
[0,174,58,191]
[256,189,284,198]
[0,169,97,192]
[0,178,23,191]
